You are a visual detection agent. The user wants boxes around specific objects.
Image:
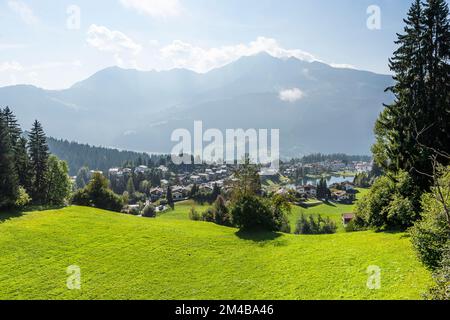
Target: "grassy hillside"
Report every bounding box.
[0,206,431,300]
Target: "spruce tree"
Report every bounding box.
[0,113,19,209]
[28,120,49,204]
[421,0,450,159]
[126,177,136,195]
[15,137,31,190]
[166,186,174,209]
[2,106,22,145]
[373,0,450,189]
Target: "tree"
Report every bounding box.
[270,193,292,233]
[1,107,30,190]
[373,0,450,190]
[1,107,22,146]
[45,155,72,205]
[410,166,450,269]
[213,195,232,226]
[142,204,156,218]
[0,114,19,209]
[28,120,49,203]
[231,157,261,200]
[76,167,90,189]
[166,186,174,209]
[211,183,221,203]
[15,137,31,190]
[72,172,123,212]
[295,214,337,235]
[231,195,274,231]
[355,171,421,230]
[316,178,330,200]
[126,177,136,195]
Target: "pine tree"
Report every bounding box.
[28,120,49,204]
[0,113,19,209]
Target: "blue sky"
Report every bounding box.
[0,0,420,89]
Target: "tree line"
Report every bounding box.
[47,137,164,175]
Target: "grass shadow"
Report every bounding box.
[323,201,336,207]
[0,205,66,224]
[235,229,282,243]
[0,210,24,223]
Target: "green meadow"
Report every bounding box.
[0,202,431,300]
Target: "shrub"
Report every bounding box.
[202,208,215,223]
[189,207,201,221]
[270,194,292,233]
[424,243,450,300]
[355,171,421,230]
[71,173,123,212]
[345,219,364,232]
[213,196,232,226]
[142,204,156,218]
[15,186,31,208]
[410,168,450,269]
[231,195,275,231]
[295,214,337,235]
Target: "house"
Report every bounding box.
[332,190,354,204]
[160,179,169,187]
[150,188,164,202]
[158,165,169,173]
[135,165,149,174]
[190,175,201,184]
[304,185,317,197]
[172,191,184,201]
[342,213,355,226]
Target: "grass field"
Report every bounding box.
[0,205,431,300]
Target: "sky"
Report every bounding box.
[0,0,419,89]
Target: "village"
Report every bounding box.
[73,158,373,224]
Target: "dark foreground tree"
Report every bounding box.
[373,0,450,190]
[28,120,50,203]
[0,114,19,209]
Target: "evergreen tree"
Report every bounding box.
[211,183,221,202]
[15,137,31,190]
[373,0,450,190]
[167,186,174,209]
[28,120,49,203]
[76,167,90,189]
[1,107,29,188]
[1,106,22,145]
[0,113,19,209]
[126,177,136,195]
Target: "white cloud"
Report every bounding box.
[119,0,182,18]
[160,37,318,73]
[0,61,24,72]
[279,88,304,103]
[7,0,38,25]
[87,24,142,68]
[87,24,142,55]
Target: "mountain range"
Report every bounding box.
[0,53,393,157]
